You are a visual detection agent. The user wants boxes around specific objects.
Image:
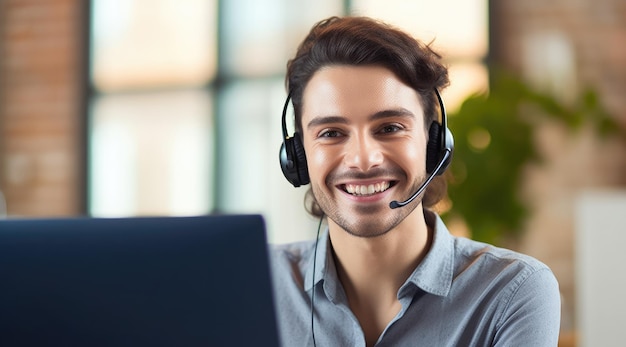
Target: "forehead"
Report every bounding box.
[301,65,424,123]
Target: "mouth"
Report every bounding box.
[341,181,397,197]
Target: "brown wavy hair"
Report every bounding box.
[286,16,450,217]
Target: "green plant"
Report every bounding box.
[443,72,620,245]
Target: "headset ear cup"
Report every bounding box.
[426,122,442,174]
[279,133,310,187]
[279,140,295,185]
[292,132,310,185]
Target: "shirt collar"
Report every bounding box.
[303,227,330,292]
[303,210,454,297]
[404,210,454,296]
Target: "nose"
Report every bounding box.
[344,132,384,171]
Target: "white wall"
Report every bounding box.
[575,190,626,347]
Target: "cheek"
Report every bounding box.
[395,141,427,174]
[305,144,337,181]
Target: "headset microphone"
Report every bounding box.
[389,146,451,209]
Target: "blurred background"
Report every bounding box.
[1,0,625,345]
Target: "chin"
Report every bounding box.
[334,214,400,238]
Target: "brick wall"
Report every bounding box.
[0,0,84,217]
[492,0,626,341]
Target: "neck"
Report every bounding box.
[328,206,432,298]
[328,206,432,346]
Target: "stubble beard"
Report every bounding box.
[311,176,424,238]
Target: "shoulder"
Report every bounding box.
[454,237,553,278]
[453,237,561,344]
[455,237,560,303]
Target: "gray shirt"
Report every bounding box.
[270,210,561,346]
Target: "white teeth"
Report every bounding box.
[345,182,391,196]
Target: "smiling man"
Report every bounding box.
[271,16,561,347]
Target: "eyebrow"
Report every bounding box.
[306,108,416,130]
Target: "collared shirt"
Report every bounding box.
[270,210,561,347]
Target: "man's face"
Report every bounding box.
[301,65,428,238]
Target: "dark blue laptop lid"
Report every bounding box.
[0,214,280,347]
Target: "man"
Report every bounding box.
[271,16,561,347]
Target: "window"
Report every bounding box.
[89,0,216,217]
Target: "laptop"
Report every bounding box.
[0,214,280,347]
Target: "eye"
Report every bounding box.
[318,129,343,138]
[379,124,403,134]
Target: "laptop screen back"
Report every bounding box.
[0,214,280,346]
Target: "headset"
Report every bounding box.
[279,88,454,208]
